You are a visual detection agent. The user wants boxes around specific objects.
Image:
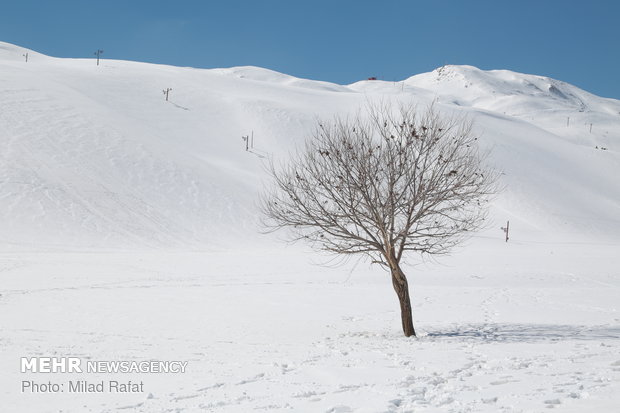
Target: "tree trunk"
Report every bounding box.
[390,263,416,337]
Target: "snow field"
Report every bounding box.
[0,41,618,411]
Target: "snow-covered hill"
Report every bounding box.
[1,41,618,250]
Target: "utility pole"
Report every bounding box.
[162,88,172,101]
[501,220,510,242]
[567,116,570,127]
[94,49,104,66]
[23,52,28,62]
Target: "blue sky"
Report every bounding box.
[1,0,619,99]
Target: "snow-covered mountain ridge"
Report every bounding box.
[1,41,618,250]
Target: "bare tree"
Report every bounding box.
[261,103,498,337]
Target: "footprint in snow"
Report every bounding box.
[333,384,362,393]
[197,382,224,391]
[544,398,562,408]
[173,394,200,401]
[236,372,265,385]
[388,398,402,407]
[490,379,519,385]
[293,390,324,399]
[326,406,352,413]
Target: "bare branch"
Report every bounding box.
[260,102,498,267]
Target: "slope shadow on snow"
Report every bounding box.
[426,323,620,343]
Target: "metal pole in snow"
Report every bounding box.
[94,49,103,66]
[501,221,509,242]
[23,53,28,62]
[163,88,172,101]
[251,131,254,149]
[505,220,509,242]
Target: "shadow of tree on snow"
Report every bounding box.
[424,323,620,343]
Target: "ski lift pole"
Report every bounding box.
[163,88,172,101]
[94,49,104,66]
[501,220,509,242]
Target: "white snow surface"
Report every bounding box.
[0,41,619,412]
